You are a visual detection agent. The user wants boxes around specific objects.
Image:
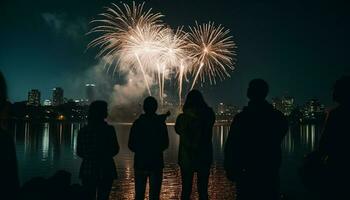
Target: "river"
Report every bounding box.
[13,122,322,199]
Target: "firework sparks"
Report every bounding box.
[88,2,237,104]
[87,2,164,95]
[188,22,236,90]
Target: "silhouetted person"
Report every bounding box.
[129,96,169,200]
[0,71,20,199]
[77,101,119,200]
[175,90,215,200]
[317,76,350,199]
[224,79,288,200]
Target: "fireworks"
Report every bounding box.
[187,22,236,89]
[88,1,237,104]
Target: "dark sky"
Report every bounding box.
[1,0,349,107]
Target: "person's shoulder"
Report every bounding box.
[230,111,245,126]
[269,109,288,124]
[271,108,286,119]
[235,107,249,119]
[133,115,143,124]
[156,114,168,124]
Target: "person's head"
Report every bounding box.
[247,79,269,101]
[333,75,350,106]
[143,96,158,114]
[0,71,7,111]
[183,89,208,112]
[88,100,108,123]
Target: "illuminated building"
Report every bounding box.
[282,96,294,116]
[52,87,64,106]
[27,89,41,106]
[85,84,96,103]
[43,99,52,106]
[216,102,238,123]
[302,99,325,120]
[272,96,295,116]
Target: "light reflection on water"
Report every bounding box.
[13,122,322,200]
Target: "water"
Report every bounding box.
[13,122,322,199]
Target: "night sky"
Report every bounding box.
[1,0,349,107]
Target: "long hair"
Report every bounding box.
[183,90,208,113]
[88,101,108,124]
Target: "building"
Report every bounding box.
[302,99,325,120]
[272,97,283,112]
[52,87,64,106]
[216,102,238,123]
[85,84,96,103]
[217,102,226,115]
[74,99,89,106]
[282,96,294,116]
[43,99,52,106]
[217,103,238,115]
[272,96,295,116]
[27,89,41,106]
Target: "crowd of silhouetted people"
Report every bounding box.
[1,70,350,200]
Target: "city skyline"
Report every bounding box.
[21,84,97,104]
[21,84,327,114]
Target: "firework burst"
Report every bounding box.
[87,2,237,104]
[187,22,236,89]
[88,2,165,95]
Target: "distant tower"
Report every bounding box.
[27,89,41,106]
[282,96,294,116]
[217,103,226,114]
[85,84,96,103]
[43,99,52,106]
[52,87,64,106]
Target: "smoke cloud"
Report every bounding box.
[66,56,154,107]
[111,70,154,106]
[42,12,87,40]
